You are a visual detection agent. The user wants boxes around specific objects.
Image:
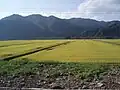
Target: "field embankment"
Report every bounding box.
[20,40,120,63]
[1,41,71,61]
[0,39,120,89]
[0,39,120,62]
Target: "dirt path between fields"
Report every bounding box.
[1,41,72,61]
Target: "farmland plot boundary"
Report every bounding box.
[1,41,72,61]
[0,42,47,48]
[93,40,120,46]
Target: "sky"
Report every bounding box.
[0,0,120,21]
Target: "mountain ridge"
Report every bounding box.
[0,14,120,40]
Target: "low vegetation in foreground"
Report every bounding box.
[0,40,120,89]
[0,59,120,89]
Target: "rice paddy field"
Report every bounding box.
[0,40,63,58]
[101,39,120,44]
[0,39,120,89]
[0,39,120,63]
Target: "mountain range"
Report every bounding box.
[0,14,120,40]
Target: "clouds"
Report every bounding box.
[0,0,80,12]
[42,0,120,21]
[0,0,120,21]
[77,0,120,21]
[0,0,81,19]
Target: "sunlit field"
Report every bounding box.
[0,40,65,58]
[0,39,120,63]
[0,39,120,89]
[101,39,120,44]
[22,40,120,63]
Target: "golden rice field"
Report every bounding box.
[0,40,64,58]
[0,39,120,63]
[101,39,120,44]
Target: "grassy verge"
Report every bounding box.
[0,59,120,88]
[0,59,119,81]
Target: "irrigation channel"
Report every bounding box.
[1,41,73,61]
